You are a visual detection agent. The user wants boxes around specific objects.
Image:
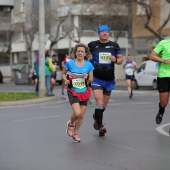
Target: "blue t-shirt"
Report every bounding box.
[65,59,94,93]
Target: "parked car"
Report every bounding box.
[56,69,62,85]
[134,60,158,90]
[0,70,3,83]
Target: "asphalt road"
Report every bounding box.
[0,84,170,170]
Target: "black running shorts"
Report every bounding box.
[67,91,87,106]
[157,77,170,93]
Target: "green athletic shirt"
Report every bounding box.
[154,39,170,78]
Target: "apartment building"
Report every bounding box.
[10,0,130,79]
[3,0,170,80]
[0,0,14,78]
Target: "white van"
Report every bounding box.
[134,60,158,89]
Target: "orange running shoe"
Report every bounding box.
[72,133,81,142]
[66,120,74,137]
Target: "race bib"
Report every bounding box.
[72,78,86,89]
[99,52,111,64]
[125,69,133,76]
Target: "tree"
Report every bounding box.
[67,0,130,43]
[137,0,170,41]
[47,10,69,51]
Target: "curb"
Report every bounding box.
[0,96,67,107]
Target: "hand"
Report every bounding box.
[64,79,70,85]
[83,73,89,80]
[164,59,170,64]
[109,55,117,63]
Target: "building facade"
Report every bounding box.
[0,0,14,78]
[1,0,170,80]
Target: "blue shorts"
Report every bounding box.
[91,77,116,95]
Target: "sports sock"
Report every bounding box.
[94,108,103,128]
[159,103,165,114]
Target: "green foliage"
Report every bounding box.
[0,50,10,63]
[0,92,39,102]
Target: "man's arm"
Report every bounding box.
[150,51,164,63]
[116,54,123,65]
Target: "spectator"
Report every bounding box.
[61,54,72,95]
[0,70,3,83]
[51,54,59,94]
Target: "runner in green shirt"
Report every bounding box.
[150,38,170,124]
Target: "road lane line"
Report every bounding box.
[131,102,153,105]
[13,115,61,122]
[156,123,170,136]
[104,141,170,159]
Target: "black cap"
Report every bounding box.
[52,54,57,57]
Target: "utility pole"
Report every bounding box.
[68,0,72,55]
[39,0,46,97]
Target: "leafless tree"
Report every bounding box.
[137,0,170,41]
[48,10,69,51]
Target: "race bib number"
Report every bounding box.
[72,78,86,89]
[99,52,111,64]
[125,69,133,76]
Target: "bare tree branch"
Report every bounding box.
[157,12,170,34]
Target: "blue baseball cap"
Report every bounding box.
[98,25,110,35]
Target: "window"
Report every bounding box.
[3,7,11,13]
[20,0,25,12]
[137,63,146,73]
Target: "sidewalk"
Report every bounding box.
[0,79,126,107]
[0,81,67,106]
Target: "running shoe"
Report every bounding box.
[62,90,64,95]
[66,120,74,137]
[93,113,99,130]
[129,90,133,99]
[156,112,164,124]
[99,125,107,137]
[72,133,81,142]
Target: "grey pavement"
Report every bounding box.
[0,85,169,170]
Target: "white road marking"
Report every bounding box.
[107,103,123,106]
[105,141,170,159]
[13,115,61,122]
[131,102,153,105]
[156,123,170,137]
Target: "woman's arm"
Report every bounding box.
[61,68,70,85]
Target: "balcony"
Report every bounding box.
[11,11,25,24]
[0,17,11,31]
[0,0,14,6]
[81,30,127,38]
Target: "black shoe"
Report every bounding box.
[156,112,164,124]
[99,124,107,136]
[93,113,99,130]
[47,94,55,97]
[129,90,133,99]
